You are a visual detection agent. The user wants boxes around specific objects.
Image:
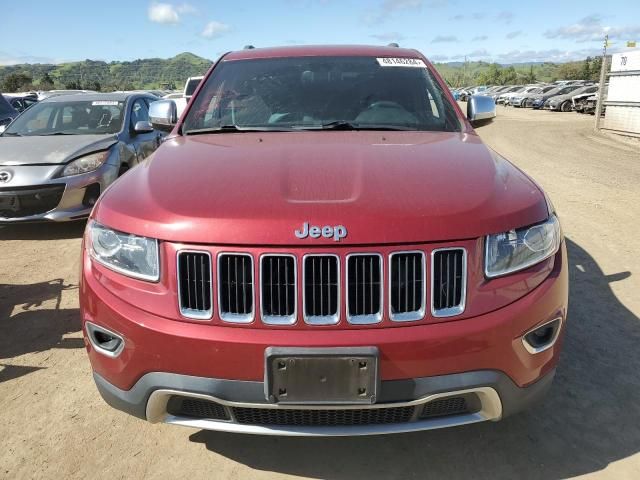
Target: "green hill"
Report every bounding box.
[0,52,213,92]
[0,52,602,93]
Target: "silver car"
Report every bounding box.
[0,93,164,222]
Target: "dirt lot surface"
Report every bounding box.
[1,105,639,479]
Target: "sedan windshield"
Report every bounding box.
[0,96,14,115]
[4,98,124,136]
[182,56,460,134]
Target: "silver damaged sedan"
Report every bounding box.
[0,92,164,222]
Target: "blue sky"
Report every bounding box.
[2,0,639,65]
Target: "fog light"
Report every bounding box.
[522,318,562,354]
[82,183,101,207]
[86,322,124,357]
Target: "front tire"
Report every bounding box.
[560,101,572,112]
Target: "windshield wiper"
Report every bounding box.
[295,121,414,131]
[1,131,21,137]
[41,132,76,136]
[184,125,294,135]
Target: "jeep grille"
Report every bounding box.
[431,248,467,317]
[389,252,425,321]
[218,253,254,323]
[177,251,213,320]
[260,255,297,325]
[303,255,340,324]
[346,254,383,324]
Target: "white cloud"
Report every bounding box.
[364,0,440,25]
[544,15,640,43]
[177,3,197,14]
[432,35,458,43]
[148,3,180,24]
[202,21,231,39]
[472,35,488,41]
[506,31,523,39]
[147,2,195,24]
[0,52,62,65]
[495,11,514,24]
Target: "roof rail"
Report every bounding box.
[387,42,400,48]
[243,45,255,50]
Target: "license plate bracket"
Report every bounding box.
[265,347,379,405]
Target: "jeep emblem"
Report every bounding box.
[295,222,347,242]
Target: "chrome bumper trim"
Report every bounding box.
[145,386,502,436]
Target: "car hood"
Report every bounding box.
[0,134,118,166]
[94,131,548,245]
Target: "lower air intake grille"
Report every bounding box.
[390,252,425,321]
[261,255,296,324]
[232,406,415,426]
[303,255,339,324]
[432,249,466,317]
[218,254,254,322]
[420,397,469,419]
[0,184,65,218]
[167,396,229,420]
[177,251,212,319]
[347,254,382,323]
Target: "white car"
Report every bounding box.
[168,76,205,118]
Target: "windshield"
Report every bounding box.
[4,98,124,136]
[182,56,460,134]
[0,96,14,116]
[185,78,202,97]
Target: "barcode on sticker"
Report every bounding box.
[377,57,426,68]
[92,101,120,106]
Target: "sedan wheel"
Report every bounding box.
[560,101,572,112]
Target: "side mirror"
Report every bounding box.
[149,100,177,132]
[467,95,496,126]
[133,120,154,134]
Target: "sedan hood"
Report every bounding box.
[95,131,548,245]
[0,134,117,166]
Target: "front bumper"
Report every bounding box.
[81,240,568,434]
[93,368,555,436]
[0,161,119,222]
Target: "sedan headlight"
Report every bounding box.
[89,221,159,281]
[62,150,110,177]
[485,215,561,278]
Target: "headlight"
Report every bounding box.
[62,151,110,177]
[89,221,160,281]
[485,215,561,278]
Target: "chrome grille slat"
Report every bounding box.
[260,254,297,325]
[218,253,254,323]
[177,248,467,325]
[431,248,467,317]
[177,251,213,320]
[303,255,339,325]
[346,254,382,324]
[389,251,425,322]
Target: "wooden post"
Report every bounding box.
[594,35,609,131]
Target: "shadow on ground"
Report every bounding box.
[190,238,640,479]
[0,220,86,241]
[0,279,82,380]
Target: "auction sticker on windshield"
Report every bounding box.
[92,101,120,106]
[376,57,426,68]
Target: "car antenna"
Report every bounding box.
[243,45,255,50]
[387,42,400,48]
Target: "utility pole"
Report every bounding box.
[463,56,467,86]
[594,34,609,131]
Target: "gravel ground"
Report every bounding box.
[1,105,639,480]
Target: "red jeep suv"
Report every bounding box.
[80,45,568,436]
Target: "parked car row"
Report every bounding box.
[453,80,603,114]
